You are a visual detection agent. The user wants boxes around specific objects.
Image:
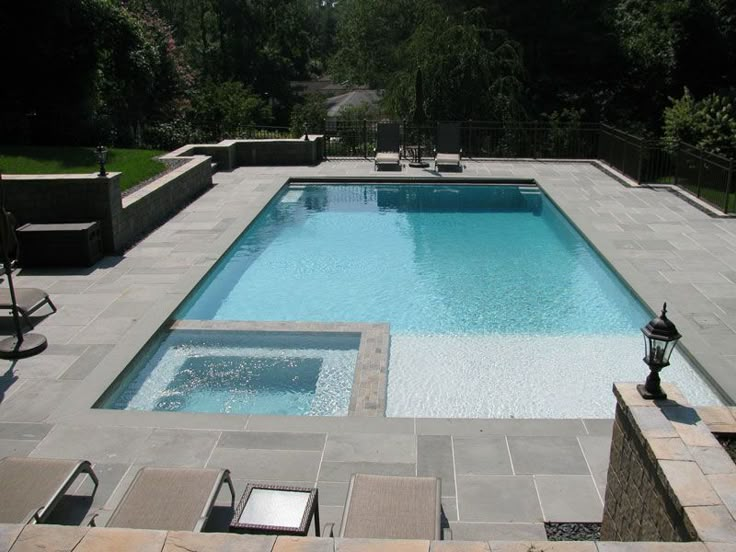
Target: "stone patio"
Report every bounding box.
[1,159,735,541]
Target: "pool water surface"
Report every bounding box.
[169,184,722,417]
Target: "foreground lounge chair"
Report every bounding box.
[374,123,401,170]
[434,123,462,171]
[0,456,99,524]
[326,474,443,540]
[105,467,235,532]
[0,287,56,330]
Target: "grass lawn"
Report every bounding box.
[0,146,167,192]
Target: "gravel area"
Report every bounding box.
[717,434,736,464]
[545,522,601,541]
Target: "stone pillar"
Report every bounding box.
[601,383,736,543]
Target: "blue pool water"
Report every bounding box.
[126,184,720,418]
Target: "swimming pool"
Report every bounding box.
[126,183,723,417]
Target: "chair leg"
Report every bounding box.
[17,307,34,331]
[224,473,236,508]
[45,296,57,313]
[82,463,100,497]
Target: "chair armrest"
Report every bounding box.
[323,522,335,537]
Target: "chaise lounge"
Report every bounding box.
[0,287,56,330]
[374,123,402,171]
[0,456,99,524]
[104,467,235,532]
[326,474,443,540]
[434,122,463,171]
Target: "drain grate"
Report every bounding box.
[545,522,601,541]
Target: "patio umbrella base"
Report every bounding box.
[409,161,429,168]
[0,333,47,359]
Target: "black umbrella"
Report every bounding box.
[409,68,429,167]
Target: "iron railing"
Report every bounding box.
[317,120,734,214]
[320,120,599,160]
[599,124,734,213]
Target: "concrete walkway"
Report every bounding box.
[0,159,735,541]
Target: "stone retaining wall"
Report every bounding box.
[2,154,213,254]
[601,383,736,544]
[1,137,322,257]
[117,155,212,250]
[169,136,324,170]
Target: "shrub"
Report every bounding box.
[663,88,736,158]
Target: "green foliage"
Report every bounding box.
[289,94,328,135]
[0,146,166,191]
[189,81,272,142]
[663,89,736,159]
[663,88,700,152]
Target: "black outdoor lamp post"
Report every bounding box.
[638,303,682,400]
[303,122,309,141]
[96,145,108,177]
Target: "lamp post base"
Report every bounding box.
[0,333,47,359]
[637,383,667,400]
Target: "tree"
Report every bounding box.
[289,94,328,136]
[189,81,271,141]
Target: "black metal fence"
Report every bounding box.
[599,124,734,214]
[319,119,735,214]
[320,120,599,160]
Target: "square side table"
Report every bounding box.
[230,483,320,536]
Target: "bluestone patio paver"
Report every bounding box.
[455,476,542,522]
[577,435,611,496]
[318,461,416,483]
[452,436,512,476]
[453,522,546,541]
[218,430,326,451]
[207,447,322,482]
[133,428,221,467]
[507,437,591,475]
[30,425,152,463]
[417,435,455,496]
[0,440,38,457]
[534,475,603,522]
[0,422,50,441]
[323,433,415,463]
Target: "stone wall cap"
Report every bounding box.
[613,383,688,410]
